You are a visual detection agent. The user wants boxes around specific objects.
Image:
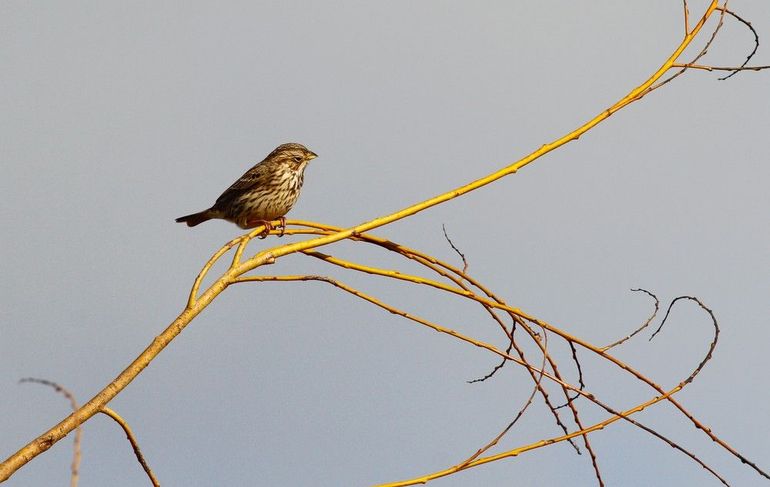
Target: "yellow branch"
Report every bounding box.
[99,408,160,487]
[231,0,719,276]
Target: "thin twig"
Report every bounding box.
[441,223,517,384]
[441,224,468,274]
[602,289,660,351]
[99,407,160,487]
[19,378,82,487]
[466,338,513,384]
[683,0,690,34]
[554,341,586,410]
[188,236,241,307]
[457,331,549,469]
[671,63,770,72]
[716,6,762,80]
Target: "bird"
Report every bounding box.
[175,142,317,233]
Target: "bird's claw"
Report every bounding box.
[247,218,287,239]
[245,217,287,239]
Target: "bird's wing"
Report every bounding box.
[214,161,271,207]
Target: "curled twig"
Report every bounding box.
[19,378,82,487]
[602,288,660,351]
[649,296,720,385]
[466,338,513,384]
[716,6,762,80]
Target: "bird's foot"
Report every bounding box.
[245,218,286,239]
[245,219,273,239]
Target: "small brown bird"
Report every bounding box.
[175,142,317,231]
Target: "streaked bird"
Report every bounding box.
[175,143,317,231]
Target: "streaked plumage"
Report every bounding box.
[175,143,317,229]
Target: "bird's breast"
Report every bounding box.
[277,168,304,192]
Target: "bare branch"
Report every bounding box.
[19,378,82,487]
[601,288,660,351]
[99,408,160,487]
[716,6,763,80]
[441,224,468,274]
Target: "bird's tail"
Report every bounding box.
[175,209,213,227]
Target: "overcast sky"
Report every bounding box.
[2,1,769,486]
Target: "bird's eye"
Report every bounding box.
[293,155,302,162]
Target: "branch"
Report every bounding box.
[99,408,160,487]
[715,6,763,80]
[601,288,660,351]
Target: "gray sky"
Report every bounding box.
[2,1,769,486]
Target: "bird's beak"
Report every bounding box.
[307,151,318,161]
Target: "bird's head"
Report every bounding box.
[269,143,318,171]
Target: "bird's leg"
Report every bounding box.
[277,217,286,237]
